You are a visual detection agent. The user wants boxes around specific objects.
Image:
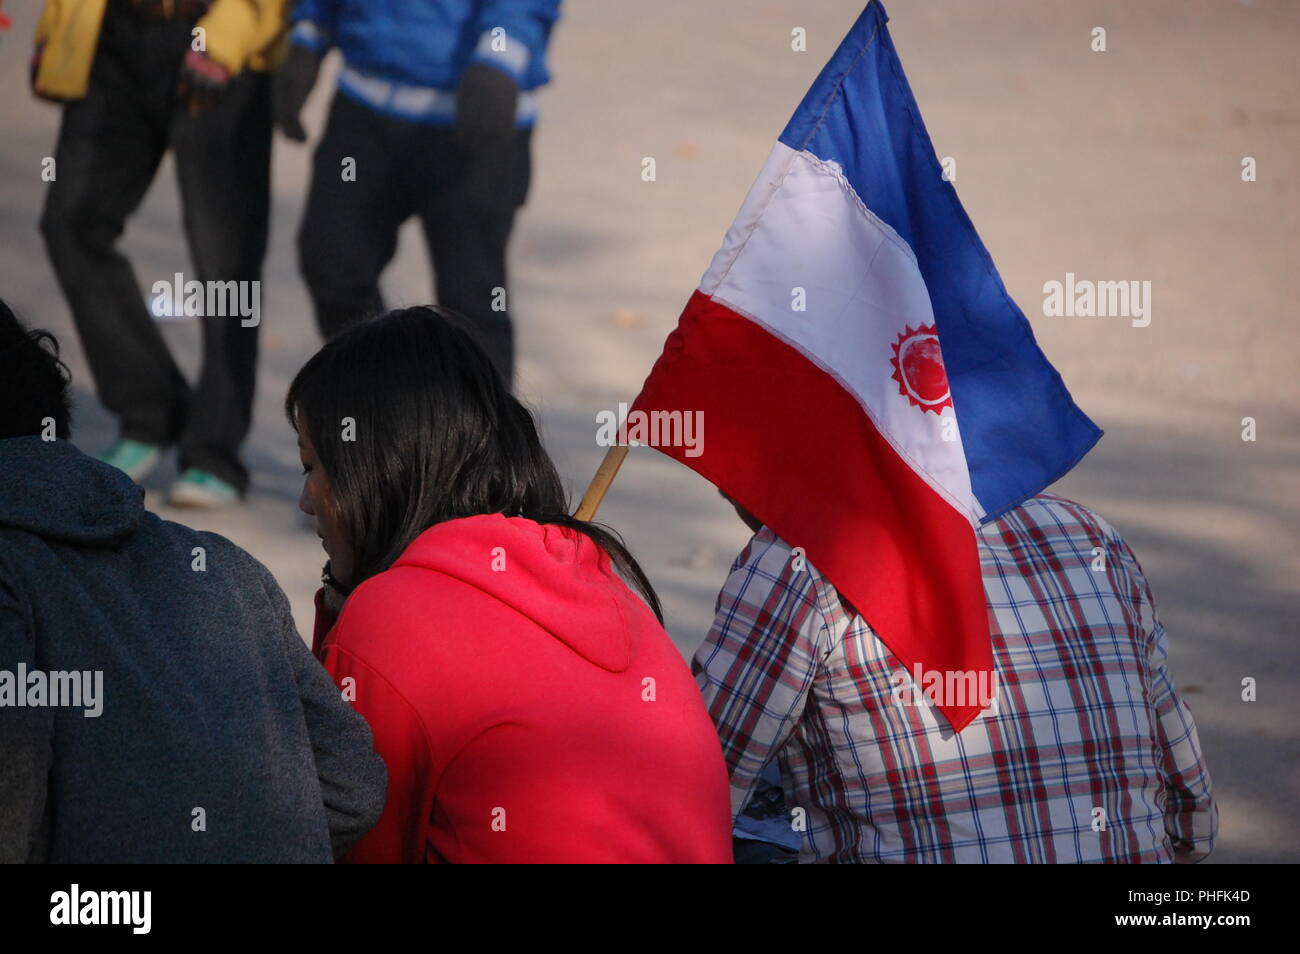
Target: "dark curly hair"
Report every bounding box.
[0,298,73,440]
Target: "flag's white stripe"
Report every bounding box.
[700,143,983,524]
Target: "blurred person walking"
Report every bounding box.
[273,0,561,387]
[33,0,290,507]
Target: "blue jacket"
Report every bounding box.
[291,0,560,95]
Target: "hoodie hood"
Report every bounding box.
[392,513,646,673]
[0,437,144,545]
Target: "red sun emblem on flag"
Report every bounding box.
[890,324,952,414]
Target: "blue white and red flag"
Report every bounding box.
[629,0,1101,730]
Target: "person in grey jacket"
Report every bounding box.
[0,299,386,862]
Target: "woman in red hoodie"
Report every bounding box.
[286,305,733,864]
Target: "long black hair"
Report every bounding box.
[285,305,662,622]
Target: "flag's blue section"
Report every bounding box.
[777,1,1101,522]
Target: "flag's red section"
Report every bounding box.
[632,291,991,731]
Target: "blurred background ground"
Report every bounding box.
[1,0,1296,862]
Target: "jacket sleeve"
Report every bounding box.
[34,0,60,47]
[286,0,340,52]
[198,0,292,74]
[0,570,53,863]
[258,566,387,859]
[468,0,561,83]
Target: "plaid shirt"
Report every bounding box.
[694,494,1217,863]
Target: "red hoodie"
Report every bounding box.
[312,514,734,864]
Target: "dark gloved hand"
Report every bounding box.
[272,43,323,142]
[176,48,232,115]
[455,62,519,154]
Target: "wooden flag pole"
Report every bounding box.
[574,444,629,521]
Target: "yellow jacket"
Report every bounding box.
[33,0,291,101]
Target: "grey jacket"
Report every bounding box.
[0,437,386,862]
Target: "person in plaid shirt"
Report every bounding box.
[697,493,1217,863]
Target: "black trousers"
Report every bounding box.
[298,92,530,386]
[40,6,270,493]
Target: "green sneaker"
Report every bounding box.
[169,468,241,509]
[97,439,162,483]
